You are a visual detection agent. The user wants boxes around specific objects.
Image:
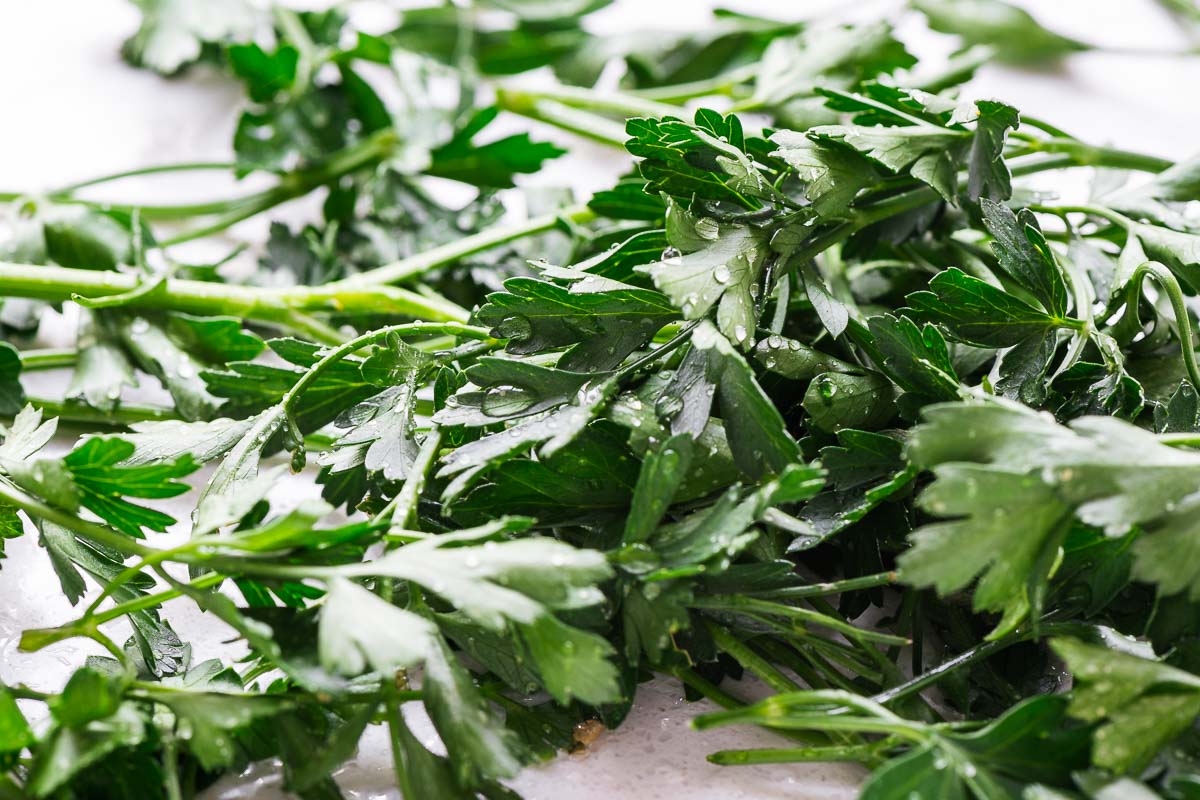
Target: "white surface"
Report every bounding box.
[1,1,1198,798]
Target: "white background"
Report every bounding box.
[1,1,1198,798]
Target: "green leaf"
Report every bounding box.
[625,110,784,208]
[63,437,197,537]
[966,101,1020,202]
[476,278,676,372]
[803,371,896,433]
[753,333,860,380]
[228,42,299,103]
[435,358,592,428]
[769,131,880,219]
[907,268,1072,404]
[0,343,25,417]
[50,668,124,729]
[638,214,769,347]
[26,703,147,798]
[867,313,962,411]
[318,578,523,785]
[427,106,566,189]
[123,0,256,74]
[980,198,1070,318]
[751,22,915,110]
[812,123,964,202]
[665,321,801,479]
[914,0,1090,62]
[517,614,621,706]
[0,686,33,756]
[43,210,131,270]
[101,417,256,467]
[623,434,693,545]
[66,315,137,411]
[902,405,1074,634]
[1054,637,1200,775]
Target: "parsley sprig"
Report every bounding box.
[3,1,1200,798]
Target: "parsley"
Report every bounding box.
[2,2,1200,797]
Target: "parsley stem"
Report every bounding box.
[695,595,909,646]
[752,571,899,600]
[497,83,681,120]
[704,620,803,694]
[707,742,888,766]
[340,202,597,286]
[384,427,442,531]
[17,348,78,370]
[91,573,225,625]
[0,261,471,327]
[629,64,759,104]
[52,162,242,194]
[670,667,742,710]
[25,397,179,425]
[0,476,153,558]
[871,621,1089,705]
[495,89,628,147]
[1017,136,1173,173]
[1116,261,1200,390]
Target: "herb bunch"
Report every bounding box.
[2,1,1200,798]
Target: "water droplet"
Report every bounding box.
[660,246,682,264]
[733,324,748,343]
[656,394,684,421]
[496,315,532,342]
[130,318,150,335]
[817,377,838,399]
[713,265,731,284]
[482,385,536,417]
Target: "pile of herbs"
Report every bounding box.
[2,1,1200,798]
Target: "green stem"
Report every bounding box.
[1117,261,1200,389]
[495,89,628,148]
[339,202,597,287]
[670,667,742,710]
[17,348,78,370]
[0,261,471,328]
[54,162,242,194]
[385,427,442,531]
[497,83,681,119]
[0,477,152,557]
[870,622,1087,705]
[695,595,908,646]
[630,64,759,103]
[1019,137,1173,173]
[707,742,887,766]
[705,620,802,695]
[26,397,179,425]
[93,573,225,625]
[754,571,898,600]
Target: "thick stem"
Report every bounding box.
[17,348,78,370]
[496,90,628,148]
[0,261,471,326]
[26,397,180,425]
[707,743,886,766]
[497,83,681,119]
[1019,137,1173,173]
